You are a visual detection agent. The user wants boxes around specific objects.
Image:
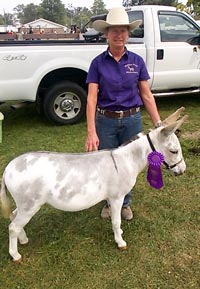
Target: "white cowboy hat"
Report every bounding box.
[93,7,142,33]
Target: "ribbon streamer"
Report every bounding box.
[147,151,164,189]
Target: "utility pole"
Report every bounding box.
[68,4,73,26]
[3,9,6,25]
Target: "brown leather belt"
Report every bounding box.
[97,107,140,119]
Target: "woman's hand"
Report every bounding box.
[85,132,99,152]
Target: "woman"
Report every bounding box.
[85,7,162,220]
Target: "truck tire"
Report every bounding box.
[43,81,87,125]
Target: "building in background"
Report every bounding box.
[23,18,69,34]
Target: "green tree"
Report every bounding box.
[39,0,66,25]
[71,7,92,28]
[187,0,200,16]
[79,7,93,27]
[13,4,25,18]
[0,13,13,25]
[90,0,108,15]
[122,0,137,6]
[14,3,40,24]
[0,14,4,25]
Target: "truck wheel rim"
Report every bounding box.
[54,92,81,120]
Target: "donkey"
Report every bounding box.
[0,107,187,262]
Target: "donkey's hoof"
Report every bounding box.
[118,245,128,251]
[13,257,22,264]
[19,238,29,245]
[12,253,22,263]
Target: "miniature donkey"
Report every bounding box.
[0,107,187,262]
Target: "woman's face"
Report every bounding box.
[106,26,129,49]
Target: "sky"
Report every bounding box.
[0,0,124,15]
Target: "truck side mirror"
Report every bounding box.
[82,29,106,43]
[187,34,200,45]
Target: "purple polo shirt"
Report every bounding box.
[86,48,150,111]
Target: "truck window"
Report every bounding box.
[127,10,144,39]
[158,11,200,43]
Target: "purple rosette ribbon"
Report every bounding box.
[147,151,164,189]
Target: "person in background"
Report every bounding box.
[29,26,33,34]
[85,7,162,220]
[70,25,75,33]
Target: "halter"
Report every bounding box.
[146,133,183,170]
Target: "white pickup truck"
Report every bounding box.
[0,5,200,125]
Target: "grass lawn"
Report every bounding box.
[0,94,200,289]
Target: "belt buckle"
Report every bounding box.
[97,107,104,115]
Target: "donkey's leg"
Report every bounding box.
[18,229,29,245]
[10,209,28,245]
[9,205,41,262]
[9,220,23,262]
[109,197,127,249]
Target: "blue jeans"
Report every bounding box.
[96,110,142,207]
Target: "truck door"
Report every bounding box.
[153,11,200,91]
[126,10,149,83]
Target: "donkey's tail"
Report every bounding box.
[0,174,11,218]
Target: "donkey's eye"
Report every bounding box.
[170,150,178,154]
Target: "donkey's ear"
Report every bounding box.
[161,115,188,137]
[162,107,185,126]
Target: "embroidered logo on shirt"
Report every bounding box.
[125,64,138,74]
